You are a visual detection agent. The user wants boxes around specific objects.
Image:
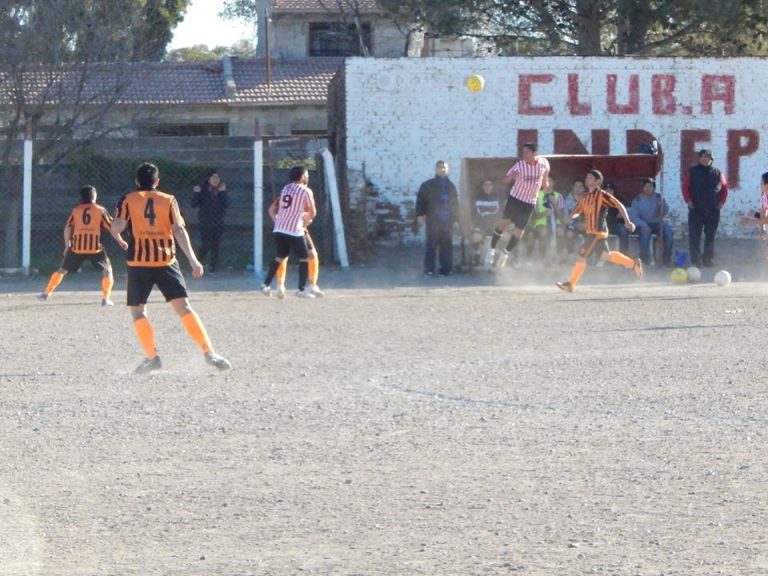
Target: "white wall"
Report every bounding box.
[343,57,767,234]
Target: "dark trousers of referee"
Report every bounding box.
[424,220,453,275]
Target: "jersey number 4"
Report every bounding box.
[144,198,157,226]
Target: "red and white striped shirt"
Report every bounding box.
[760,191,768,212]
[273,182,315,236]
[507,156,550,205]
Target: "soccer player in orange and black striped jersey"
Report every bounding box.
[111,162,231,374]
[38,185,128,305]
[556,169,643,292]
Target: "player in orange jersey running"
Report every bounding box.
[556,169,643,292]
[38,185,128,306]
[111,162,231,374]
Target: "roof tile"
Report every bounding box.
[0,58,343,106]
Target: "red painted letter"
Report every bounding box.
[702,75,735,115]
[726,129,759,188]
[519,74,555,115]
[607,74,639,114]
[680,129,711,182]
[568,74,591,115]
[652,74,677,115]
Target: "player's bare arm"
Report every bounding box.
[111,217,127,236]
[172,222,204,278]
[268,197,279,222]
[618,204,636,233]
[63,224,72,255]
[504,172,517,187]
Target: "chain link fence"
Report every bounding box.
[0,135,330,275]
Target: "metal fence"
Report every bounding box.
[0,135,331,274]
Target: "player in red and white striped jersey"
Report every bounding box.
[260,165,318,298]
[486,142,550,268]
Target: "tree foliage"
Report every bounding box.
[376,0,768,57]
[166,40,257,62]
[0,0,191,267]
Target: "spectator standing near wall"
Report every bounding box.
[191,169,230,274]
[683,149,728,267]
[416,160,459,277]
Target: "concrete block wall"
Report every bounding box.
[341,56,768,241]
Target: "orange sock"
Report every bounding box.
[608,251,635,268]
[101,276,114,299]
[308,256,319,285]
[43,272,65,296]
[276,259,287,289]
[568,260,587,286]
[181,311,212,353]
[133,317,158,359]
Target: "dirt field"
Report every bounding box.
[2,259,768,576]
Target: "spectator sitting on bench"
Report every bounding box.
[629,177,673,267]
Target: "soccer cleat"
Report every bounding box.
[496,250,509,268]
[276,287,286,299]
[307,284,325,297]
[205,351,232,371]
[101,298,114,307]
[37,293,49,302]
[135,356,162,374]
[295,289,316,299]
[556,281,574,293]
[484,248,496,266]
[632,258,644,279]
[259,284,271,297]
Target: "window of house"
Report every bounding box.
[138,123,229,137]
[308,22,372,57]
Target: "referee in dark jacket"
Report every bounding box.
[682,149,728,267]
[416,160,459,277]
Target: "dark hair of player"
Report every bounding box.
[289,165,307,183]
[136,163,159,190]
[80,185,97,203]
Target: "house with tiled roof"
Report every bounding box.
[0,56,341,138]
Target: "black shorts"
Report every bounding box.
[126,262,188,306]
[578,234,611,259]
[273,232,309,260]
[61,249,111,274]
[502,196,536,230]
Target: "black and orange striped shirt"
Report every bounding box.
[66,203,112,254]
[572,188,624,238]
[115,190,184,267]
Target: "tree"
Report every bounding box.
[0,0,186,268]
[165,40,257,62]
[378,0,768,57]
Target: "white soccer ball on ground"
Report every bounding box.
[714,270,732,287]
[686,266,701,283]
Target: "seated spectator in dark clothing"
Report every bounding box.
[470,179,503,266]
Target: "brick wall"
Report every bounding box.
[337,56,767,246]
